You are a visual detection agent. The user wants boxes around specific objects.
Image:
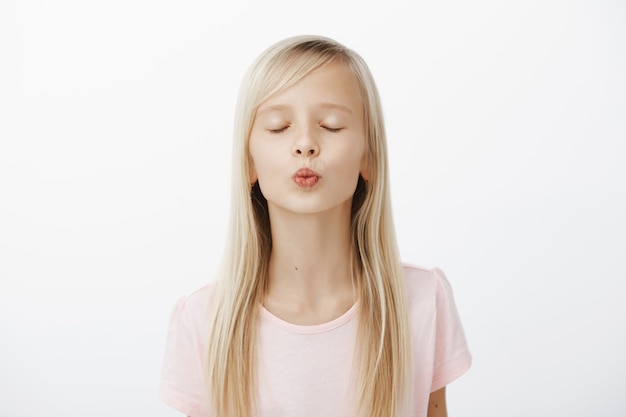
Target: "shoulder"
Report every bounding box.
[401,263,446,299]
[160,283,216,416]
[401,263,459,317]
[181,283,215,312]
[401,263,441,285]
[401,264,473,390]
[168,283,216,335]
[401,263,439,319]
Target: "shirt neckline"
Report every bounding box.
[258,302,358,335]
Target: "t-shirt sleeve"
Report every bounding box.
[159,296,209,417]
[430,267,472,392]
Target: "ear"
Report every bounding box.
[359,153,370,182]
[249,157,258,185]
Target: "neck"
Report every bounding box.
[264,202,356,322]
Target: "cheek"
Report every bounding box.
[248,136,266,168]
[249,145,279,184]
[341,136,367,174]
[334,146,365,189]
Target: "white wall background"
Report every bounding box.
[1,0,624,415]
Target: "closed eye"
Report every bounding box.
[268,126,289,134]
[322,126,344,133]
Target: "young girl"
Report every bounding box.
[159,35,471,417]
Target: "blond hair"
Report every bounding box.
[206,35,411,417]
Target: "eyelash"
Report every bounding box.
[269,126,289,134]
[268,126,343,134]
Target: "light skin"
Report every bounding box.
[249,60,366,325]
[247,60,448,416]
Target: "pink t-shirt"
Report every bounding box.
[159,265,472,417]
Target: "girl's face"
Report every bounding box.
[249,61,368,217]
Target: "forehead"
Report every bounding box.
[256,61,363,116]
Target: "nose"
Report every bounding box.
[294,145,318,156]
[292,127,319,157]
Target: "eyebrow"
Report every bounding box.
[319,102,353,114]
[256,102,354,116]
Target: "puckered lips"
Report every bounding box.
[292,167,320,188]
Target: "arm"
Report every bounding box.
[427,387,447,417]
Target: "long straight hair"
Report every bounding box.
[206,35,411,417]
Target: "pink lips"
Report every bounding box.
[292,167,320,188]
